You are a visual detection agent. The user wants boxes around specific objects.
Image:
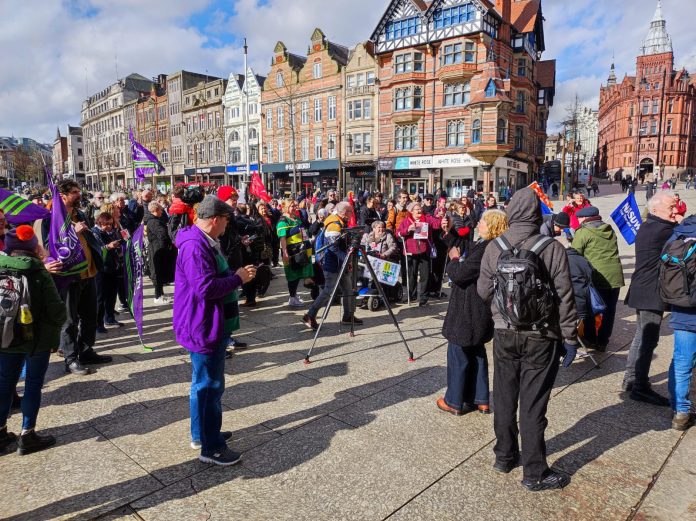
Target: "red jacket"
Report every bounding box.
[676,200,687,216]
[169,197,196,224]
[397,214,442,255]
[563,200,591,230]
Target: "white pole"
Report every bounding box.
[243,38,251,189]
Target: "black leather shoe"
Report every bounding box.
[493,453,520,474]
[80,350,113,365]
[522,470,570,491]
[0,426,17,452]
[341,315,364,325]
[629,388,671,407]
[65,361,91,375]
[17,430,56,456]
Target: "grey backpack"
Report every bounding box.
[0,270,30,348]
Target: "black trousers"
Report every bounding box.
[59,277,98,365]
[492,329,560,481]
[407,252,431,301]
[95,272,118,326]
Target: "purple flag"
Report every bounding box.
[129,128,164,182]
[0,188,49,224]
[47,174,88,280]
[124,224,151,350]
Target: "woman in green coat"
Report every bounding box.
[0,225,68,455]
[572,206,625,351]
[277,199,314,308]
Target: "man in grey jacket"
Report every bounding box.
[478,188,579,492]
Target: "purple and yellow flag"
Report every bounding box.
[0,188,49,224]
[46,172,88,281]
[124,224,151,350]
[129,128,164,182]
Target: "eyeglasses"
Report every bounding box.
[96,197,105,200]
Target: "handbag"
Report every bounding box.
[288,241,309,269]
[589,285,606,315]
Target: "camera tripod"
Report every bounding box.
[304,230,414,364]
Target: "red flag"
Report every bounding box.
[347,192,357,227]
[249,172,271,203]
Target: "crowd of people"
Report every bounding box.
[0,180,694,496]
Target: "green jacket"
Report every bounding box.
[0,254,67,355]
[572,221,625,289]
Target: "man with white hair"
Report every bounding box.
[623,192,683,405]
[127,188,153,227]
[84,191,105,228]
[303,201,361,330]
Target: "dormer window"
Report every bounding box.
[485,80,496,98]
[276,72,284,87]
[313,61,322,79]
[433,4,476,29]
[386,16,421,40]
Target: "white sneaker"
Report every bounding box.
[153,296,172,305]
[288,296,305,308]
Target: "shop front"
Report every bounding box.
[226,164,260,189]
[344,161,377,194]
[184,165,227,186]
[380,154,529,200]
[263,159,339,197]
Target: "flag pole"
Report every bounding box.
[243,38,251,191]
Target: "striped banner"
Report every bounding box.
[0,188,49,224]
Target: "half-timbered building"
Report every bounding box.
[372,0,554,198]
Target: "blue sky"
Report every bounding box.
[1,0,694,142]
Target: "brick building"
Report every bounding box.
[134,75,171,190]
[181,76,227,184]
[598,0,696,182]
[371,0,555,198]
[261,29,349,196]
[52,126,85,183]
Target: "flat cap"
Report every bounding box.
[196,195,234,219]
[576,206,600,218]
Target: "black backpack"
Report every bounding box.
[0,270,31,348]
[659,239,696,307]
[493,235,556,330]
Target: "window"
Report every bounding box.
[385,16,421,40]
[652,99,659,114]
[514,126,524,150]
[249,128,258,140]
[668,99,674,113]
[628,121,633,136]
[313,61,322,79]
[356,73,365,87]
[471,119,481,144]
[276,72,284,87]
[497,119,507,144]
[394,86,423,111]
[642,101,649,115]
[517,58,527,77]
[629,104,634,117]
[395,52,424,73]
[347,75,356,88]
[278,141,284,162]
[301,101,309,124]
[326,96,336,120]
[364,133,372,154]
[215,141,222,162]
[350,100,363,120]
[485,79,496,98]
[352,133,363,155]
[650,119,658,134]
[301,137,309,161]
[366,72,375,85]
[465,42,476,63]
[314,135,322,159]
[364,99,371,119]
[640,120,648,135]
[267,108,273,129]
[277,108,284,128]
[667,119,673,134]
[248,103,257,116]
[395,125,418,150]
[516,91,526,114]
[230,131,239,142]
[444,83,468,106]
[447,121,465,147]
[441,43,463,65]
[215,112,221,128]
[208,142,213,163]
[266,141,273,163]
[433,4,475,28]
[314,99,322,122]
[328,134,336,158]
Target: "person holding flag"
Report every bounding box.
[42,180,112,375]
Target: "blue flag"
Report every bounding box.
[611,193,642,245]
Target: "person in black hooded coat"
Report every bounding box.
[437,209,508,417]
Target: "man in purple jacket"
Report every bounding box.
[173,196,256,466]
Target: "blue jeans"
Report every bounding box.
[444,342,490,409]
[190,340,227,454]
[669,330,696,413]
[307,269,355,319]
[0,351,51,430]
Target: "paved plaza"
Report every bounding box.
[2,184,696,521]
